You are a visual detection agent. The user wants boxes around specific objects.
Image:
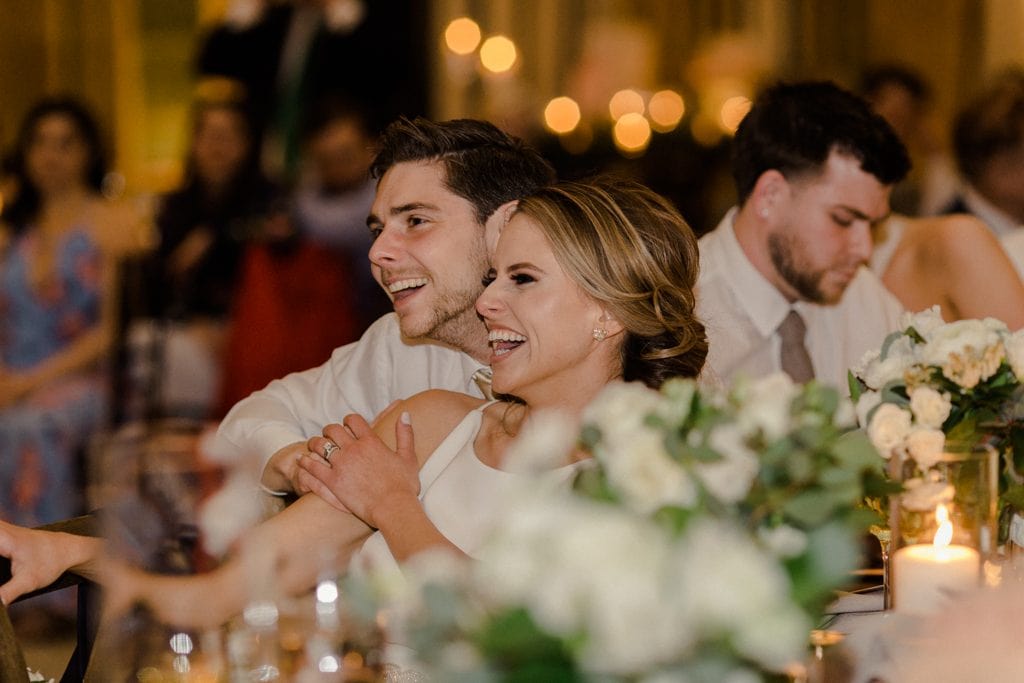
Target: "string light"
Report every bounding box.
[480,35,517,73]
[608,89,645,121]
[444,17,481,55]
[648,90,685,132]
[544,96,581,134]
[613,112,651,154]
[720,96,752,134]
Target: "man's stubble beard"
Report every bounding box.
[766,232,833,304]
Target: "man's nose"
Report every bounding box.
[850,222,874,263]
[369,227,401,265]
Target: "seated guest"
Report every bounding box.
[0,98,129,527]
[870,213,1024,329]
[0,178,708,634]
[942,70,1024,237]
[697,81,910,389]
[148,96,282,418]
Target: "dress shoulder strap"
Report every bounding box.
[417,400,498,492]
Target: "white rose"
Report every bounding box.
[583,381,662,441]
[921,319,1003,370]
[854,390,882,429]
[905,427,946,470]
[899,305,945,339]
[602,426,697,513]
[908,386,952,429]
[737,373,798,440]
[900,474,955,511]
[861,336,914,389]
[699,425,760,503]
[866,403,912,458]
[1005,330,1024,380]
[758,524,808,558]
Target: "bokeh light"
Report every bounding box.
[648,90,685,132]
[608,89,645,121]
[480,35,517,73]
[613,112,651,154]
[720,96,752,134]
[444,17,481,55]
[544,96,582,134]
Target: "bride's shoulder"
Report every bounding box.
[374,389,486,454]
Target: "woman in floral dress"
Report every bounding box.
[0,97,124,528]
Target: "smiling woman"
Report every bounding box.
[0,177,709,670]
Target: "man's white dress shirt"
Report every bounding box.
[696,209,905,392]
[215,313,485,471]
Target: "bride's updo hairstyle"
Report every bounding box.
[514,176,707,387]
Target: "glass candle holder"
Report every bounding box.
[888,442,998,615]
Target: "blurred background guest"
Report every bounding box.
[943,69,1024,237]
[290,96,390,330]
[0,97,129,529]
[861,63,958,216]
[145,97,283,420]
[196,0,427,181]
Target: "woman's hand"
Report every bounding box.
[297,412,418,529]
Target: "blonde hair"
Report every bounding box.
[515,177,707,386]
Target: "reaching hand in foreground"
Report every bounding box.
[0,520,100,605]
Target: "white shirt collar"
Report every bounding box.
[716,208,795,337]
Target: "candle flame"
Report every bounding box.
[933,504,952,548]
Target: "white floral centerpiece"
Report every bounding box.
[850,307,1024,536]
[349,374,888,682]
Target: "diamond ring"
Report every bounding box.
[322,440,339,464]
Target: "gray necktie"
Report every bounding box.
[472,367,495,400]
[778,310,814,383]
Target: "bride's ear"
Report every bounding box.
[595,310,625,339]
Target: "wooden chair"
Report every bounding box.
[0,515,101,683]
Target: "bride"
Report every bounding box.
[0,176,707,629]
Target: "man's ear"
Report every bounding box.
[483,201,519,255]
[749,169,789,221]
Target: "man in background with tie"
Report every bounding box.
[697,81,911,389]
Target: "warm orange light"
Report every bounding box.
[480,35,517,73]
[544,96,581,134]
[608,89,645,121]
[933,504,953,548]
[720,96,752,134]
[444,17,482,55]
[613,113,651,153]
[648,90,685,131]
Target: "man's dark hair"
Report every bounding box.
[952,70,1024,184]
[731,81,911,205]
[369,118,556,224]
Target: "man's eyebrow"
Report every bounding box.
[366,202,441,228]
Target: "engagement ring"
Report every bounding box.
[322,440,339,463]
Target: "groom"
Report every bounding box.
[216,117,555,495]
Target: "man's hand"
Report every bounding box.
[261,442,314,495]
[0,521,77,605]
[297,413,418,527]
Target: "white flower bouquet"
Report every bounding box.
[850,307,1024,531]
[351,374,888,682]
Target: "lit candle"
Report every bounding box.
[893,504,980,615]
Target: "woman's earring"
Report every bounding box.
[592,326,608,342]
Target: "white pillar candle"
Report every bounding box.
[893,504,979,615]
[893,543,979,615]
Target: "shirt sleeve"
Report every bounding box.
[214,314,402,469]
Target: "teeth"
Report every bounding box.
[388,278,428,293]
[488,330,527,342]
